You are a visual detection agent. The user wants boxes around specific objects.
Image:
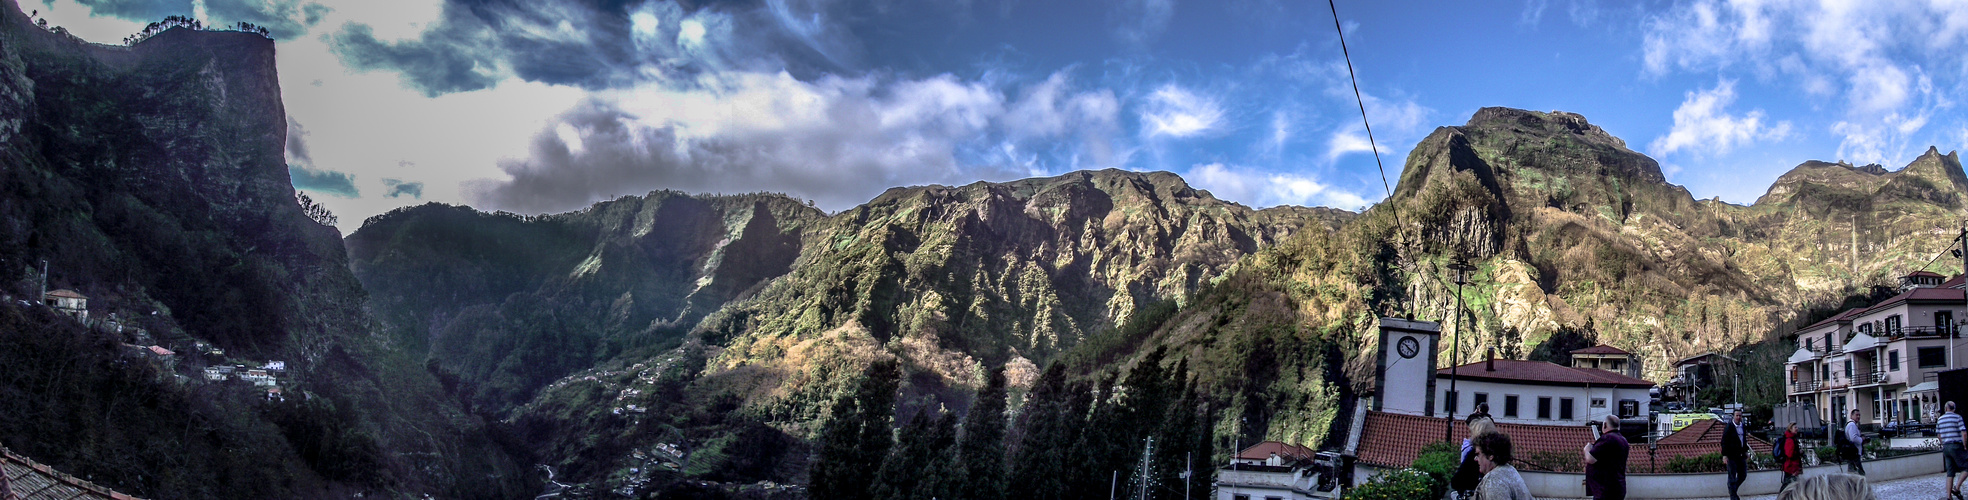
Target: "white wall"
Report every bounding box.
[1517,451,1943,499]
[1439,378,1651,425]
[1378,319,1439,416]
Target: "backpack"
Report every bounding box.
[1832,424,1851,450]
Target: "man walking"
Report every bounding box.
[1941,401,1967,499]
[1721,410,1750,500]
[1582,415,1629,500]
[1844,408,1867,475]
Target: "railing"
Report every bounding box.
[1854,370,1886,386]
[1880,325,1960,341]
[1791,380,1822,393]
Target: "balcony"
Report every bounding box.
[1881,325,1960,341]
[1790,379,1822,394]
[1854,370,1886,387]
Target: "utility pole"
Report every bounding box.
[1446,256,1477,442]
[38,259,46,300]
[1138,437,1155,500]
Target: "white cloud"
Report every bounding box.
[1641,0,1966,166]
[1004,72,1123,168]
[1185,163,1369,210]
[1111,0,1175,47]
[1649,80,1792,157]
[1140,84,1224,138]
[1322,93,1432,163]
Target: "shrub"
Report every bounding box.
[1664,452,1726,473]
[1412,448,1459,499]
[1345,469,1437,500]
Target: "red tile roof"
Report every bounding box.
[1861,287,1967,316]
[1438,359,1655,388]
[1622,420,1771,473]
[1570,345,1631,356]
[44,289,85,299]
[3,446,145,499]
[1943,274,1966,289]
[1357,411,1775,474]
[1799,308,1863,333]
[1235,441,1316,462]
[1355,411,1596,472]
[145,346,173,356]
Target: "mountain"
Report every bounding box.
[0,1,526,498]
[349,106,1965,493]
[347,168,1343,493]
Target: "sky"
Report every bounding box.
[26,0,1968,233]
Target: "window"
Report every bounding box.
[1538,397,1553,420]
[1444,390,1458,413]
[1891,350,1900,371]
[1560,398,1575,420]
[1806,337,1814,350]
[1821,364,1830,381]
[1474,393,1489,410]
[1887,315,1902,335]
[1234,496,1250,500]
[1592,398,1607,408]
[1920,347,1947,368]
[1942,311,1956,335]
[1825,334,1832,351]
[1609,360,1624,371]
[1505,395,1520,418]
[1846,359,1854,377]
[1859,323,1872,335]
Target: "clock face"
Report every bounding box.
[1397,336,1421,359]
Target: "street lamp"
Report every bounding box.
[1446,256,1478,442]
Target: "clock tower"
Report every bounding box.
[1374,317,1441,416]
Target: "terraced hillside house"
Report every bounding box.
[41,289,85,322]
[1786,271,1967,427]
[1215,442,1344,500]
[1570,344,1644,379]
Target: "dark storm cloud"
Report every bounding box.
[289,165,359,198]
[465,94,1026,214]
[330,19,504,97]
[382,179,424,199]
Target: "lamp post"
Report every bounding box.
[1446,256,1477,442]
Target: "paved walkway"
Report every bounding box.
[1644,472,1952,500]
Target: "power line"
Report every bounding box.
[1327,0,1393,201]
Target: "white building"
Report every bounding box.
[42,289,86,322]
[1435,355,1656,425]
[1785,271,1967,426]
[1216,442,1341,500]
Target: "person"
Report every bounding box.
[1582,415,1628,500]
[1777,473,1876,500]
[1453,416,1499,498]
[1941,401,1968,500]
[1470,402,1492,422]
[1721,410,1751,500]
[1843,408,1866,475]
[1472,431,1532,500]
[1776,421,1803,491]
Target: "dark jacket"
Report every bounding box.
[1453,444,1483,492]
[1721,421,1750,459]
[1586,431,1629,496]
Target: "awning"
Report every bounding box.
[1787,348,1818,364]
[1909,381,1941,393]
[1843,332,1880,352]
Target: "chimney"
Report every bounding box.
[1487,347,1496,372]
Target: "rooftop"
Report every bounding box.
[1570,345,1632,356]
[1437,359,1655,388]
[3,446,144,500]
[1234,441,1316,462]
[1354,411,1771,473]
[44,289,84,299]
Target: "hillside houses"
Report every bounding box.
[1785,271,1968,426]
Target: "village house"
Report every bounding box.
[1785,271,1966,426]
[1664,352,1737,403]
[1339,317,1769,491]
[42,289,86,321]
[1569,344,1643,379]
[1215,442,1343,500]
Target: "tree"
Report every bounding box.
[955,365,1009,500]
[296,191,337,226]
[1009,362,1081,500]
[809,359,901,500]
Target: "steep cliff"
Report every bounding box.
[0,1,527,498]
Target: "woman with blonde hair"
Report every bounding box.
[1777,473,1874,500]
[1453,417,1500,498]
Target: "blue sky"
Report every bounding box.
[29,0,1968,232]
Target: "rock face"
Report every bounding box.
[0,1,527,497]
[349,168,1342,493]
